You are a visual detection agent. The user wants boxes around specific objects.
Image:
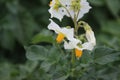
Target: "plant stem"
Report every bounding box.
[73,13,78,36]
[71,50,75,78]
[74,20,78,35]
[70,9,79,79]
[71,50,75,66]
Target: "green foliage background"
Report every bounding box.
[0,0,120,80]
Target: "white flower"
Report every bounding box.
[64,37,95,58]
[48,0,68,21]
[64,38,93,51]
[85,29,96,46]
[60,0,91,21]
[48,19,74,43]
[78,21,96,47]
[64,38,82,58]
[49,0,91,21]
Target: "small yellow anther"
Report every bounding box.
[75,48,82,58]
[56,33,65,43]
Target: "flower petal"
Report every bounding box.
[48,19,61,33]
[64,38,81,50]
[64,41,75,49]
[82,42,94,50]
[61,28,74,40]
[49,8,67,21]
[86,30,96,46]
[48,0,69,21]
[77,0,91,21]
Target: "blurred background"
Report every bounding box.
[0,0,120,80]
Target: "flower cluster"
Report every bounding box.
[48,0,96,59]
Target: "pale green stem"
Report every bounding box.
[71,49,75,78]
[76,8,80,20]
[74,17,78,35]
[71,50,75,66]
[73,12,79,36]
[59,2,80,79]
[70,8,79,79]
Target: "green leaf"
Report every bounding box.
[19,60,39,73]
[26,45,48,61]
[94,46,120,65]
[54,75,69,80]
[40,46,64,72]
[80,50,93,64]
[106,0,120,18]
[95,52,120,65]
[88,0,105,6]
[31,30,54,44]
[4,9,38,45]
[97,33,120,50]
[101,21,120,38]
[41,61,53,72]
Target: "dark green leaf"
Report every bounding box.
[55,75,69,80]
[26,45,48,61]
[31,30,54,44]
[101,21,120,38]
[80,50,93,64]
[88,0,105,6]
[106,0,120,18]
[94,46,120,65]
[41,61,53,72]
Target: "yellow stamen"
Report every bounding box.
[75,48,82,58]
[56,33,65,43]
[49,1,52,6]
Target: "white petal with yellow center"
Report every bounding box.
[48,19,74,41]
[64,38,83,58]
